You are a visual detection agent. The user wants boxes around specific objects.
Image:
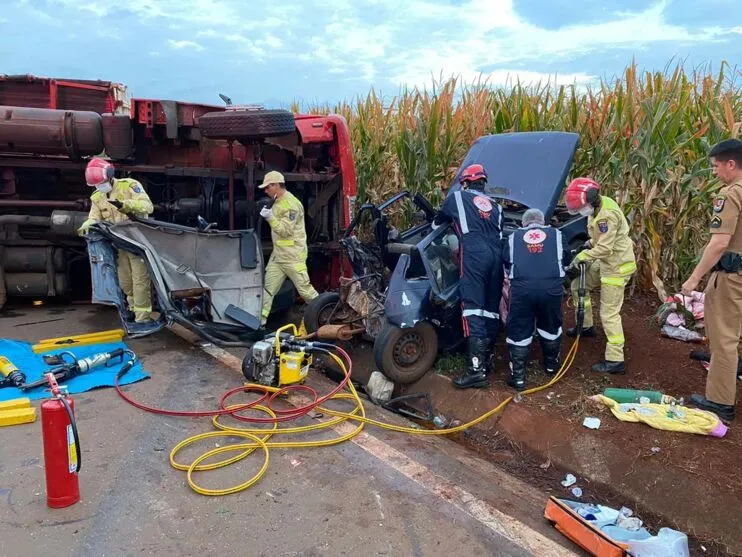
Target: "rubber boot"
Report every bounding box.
[540,338,561,376]
[592,360,626,374]
[566,326,595,338]
[454,337,490,389]
[485,338,497,376]
[506,344,530,391]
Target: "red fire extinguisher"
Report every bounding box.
[41,372,81,508]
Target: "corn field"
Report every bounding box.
[292,61,742,298]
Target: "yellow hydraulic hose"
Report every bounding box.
[168,337,580,496]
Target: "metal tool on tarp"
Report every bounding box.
[20,349,127,391]
[0,356,27,388]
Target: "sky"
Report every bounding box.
[0,0,740,109]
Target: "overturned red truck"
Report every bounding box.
[0,75,357,311]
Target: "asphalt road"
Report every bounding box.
[0,304,580,557]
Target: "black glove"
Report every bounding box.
[109,199,124,211]
[565,265,581,281]
[577,240,591,252]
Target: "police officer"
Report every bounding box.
[78,157,154,323]
[564,178,636,373]
[682,139,742,422]
[259,171,319,326]
[502,208,571,390]
[432,164,504,389]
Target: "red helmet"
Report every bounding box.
[85,157,114,186]
[565,177,600,213]
[460,164,487,184]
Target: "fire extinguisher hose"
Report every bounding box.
[59,396,81,473]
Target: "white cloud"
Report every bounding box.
[43,0,742,92]
[167,39,204,51]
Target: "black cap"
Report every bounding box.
[709,139,742,157]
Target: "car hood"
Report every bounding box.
[449,131,580,217]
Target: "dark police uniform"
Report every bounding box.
[434,188,504,379]
[503,224,571,389]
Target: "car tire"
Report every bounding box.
[303,292,341,333]
[197,109,296,140]
[373,321,438,385]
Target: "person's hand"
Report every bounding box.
[260,206,273,219]
[681,276,699,297]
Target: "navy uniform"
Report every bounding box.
[502,211,571,390]
[433,164,504,389]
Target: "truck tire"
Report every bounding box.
[197,110,296,140]
[373,321,438,385]
[303,292,341,333]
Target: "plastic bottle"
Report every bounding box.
[603,388,677,404]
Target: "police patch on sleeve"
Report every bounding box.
[713,196,726,213]
[288,210,297,221]
[710,216,723,229]
[131,183,143,194]
[598,220,609,233]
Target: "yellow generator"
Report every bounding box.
[241,326,312,387]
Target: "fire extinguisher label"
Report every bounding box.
[67,425,78,473]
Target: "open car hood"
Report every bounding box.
[86,218,264,344]
[450,131,580,216]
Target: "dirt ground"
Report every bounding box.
[335,293,741,556]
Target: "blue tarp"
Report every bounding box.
[0,339,149,402]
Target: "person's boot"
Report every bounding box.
[540,338,561,376]
[485,338,497,375]
[454,337,490,389]
[566,326,596,338]
[690,394,735,421]
[592,360,626,374]
[506,344,530,391]
[690,350,742,380]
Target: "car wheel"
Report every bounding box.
[303,292,341,333]
[197,109,296,140]
[373,321,438,385]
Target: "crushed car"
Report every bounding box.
[306,131,589,384]
[86,216,264,345]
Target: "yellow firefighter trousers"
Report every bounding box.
[704,271,742,406]
[117,250,152,322]
[261,257,318,325]
[570,260,630,362]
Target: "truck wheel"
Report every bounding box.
[197,110,296,140]
[303,292,341,333]
[373,322,438,385]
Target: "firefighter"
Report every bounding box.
[502,208,571,390]
[432,164,504,389]
[564,177,636,374]
[77,157,154,323]
[259,171,318,326]
[682,139,742,421]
